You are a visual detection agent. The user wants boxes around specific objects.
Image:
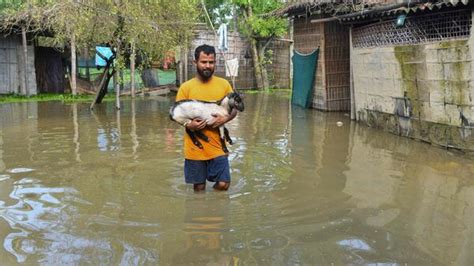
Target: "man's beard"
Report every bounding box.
[197,68,213,80]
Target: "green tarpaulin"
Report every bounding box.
[291,49,319,108]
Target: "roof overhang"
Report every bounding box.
[280,0,471,23]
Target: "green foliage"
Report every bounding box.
[233,0,287,39]
[1,0,198,69]
[247,16,287,38]
[202,0,287,39]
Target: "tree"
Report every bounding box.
[233,0,287,89]
[203,0,287,89]
[1,0,198,103]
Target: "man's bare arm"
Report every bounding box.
[209,108,238,128]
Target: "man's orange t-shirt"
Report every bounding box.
[176,76,233,160]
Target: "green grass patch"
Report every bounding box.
[0,93,115,104]
[242,88,291,94]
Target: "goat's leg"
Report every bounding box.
[223,127,233,145]
[186,128,203,149]
[220,138,229,153]
[218,127,229,153]
[194,130,209,142]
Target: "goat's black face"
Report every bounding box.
[228,92,245,112]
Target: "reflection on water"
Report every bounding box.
[0,93,473,264]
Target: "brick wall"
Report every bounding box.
[185,28,290,90]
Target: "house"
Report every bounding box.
[281,0,354,111]
[0,34,37,95]
[283,0,474,151]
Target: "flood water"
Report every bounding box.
[0,91,474,265]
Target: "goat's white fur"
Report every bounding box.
[170,93,244,151]
[171,97,232,129]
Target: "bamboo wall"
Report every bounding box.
[325,22,350,111]
[293,17,326,110]
[293,17,351,111]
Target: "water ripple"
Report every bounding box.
[7,168,35,174]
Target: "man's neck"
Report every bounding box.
[196,75,213,83]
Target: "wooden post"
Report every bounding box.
[21,26,28,96]
[289,19,294,90]
[349,26,356,120]
[85,47,90,81]
[115,70,120,109]
[130,41,136,97]
[178,46,183,86]
[72,103,81,162]
[71,33,77,96]
[184,45,188,82]
[131,99,138,159]
[115,46,120,110]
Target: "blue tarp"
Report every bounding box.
[95,46,113,67]
[291,49,319,108]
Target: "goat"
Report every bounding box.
[169,92,244,153]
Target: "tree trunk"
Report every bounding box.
[257,43,270,89]
[90,63,115,109]
[244,4,265,90]
[71,33,77,96]
[140,68,159,88]
[250,39,264,89]
[130,41,136,97]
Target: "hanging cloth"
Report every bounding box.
[225,58,239,77]
[291,48,319,108]
[217,23,228,51]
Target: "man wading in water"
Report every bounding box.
[176,44,238,191]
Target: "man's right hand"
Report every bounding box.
[186,119,206,131]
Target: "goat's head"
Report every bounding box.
[227,92,245,112]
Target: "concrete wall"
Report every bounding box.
[352,28,474,151]
[0,35,37,95]
[185,28,290,90]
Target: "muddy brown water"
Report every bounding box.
[0,92,473,265]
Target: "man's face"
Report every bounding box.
[195,52,215,81]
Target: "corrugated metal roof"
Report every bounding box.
[339,0,470,21]
[276,0,349,16]
[280,0,471,19]
[382,0,470,16]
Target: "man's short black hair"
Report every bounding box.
[194,44,216,61]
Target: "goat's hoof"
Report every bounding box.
[194,142,203,149]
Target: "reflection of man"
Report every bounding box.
[176,44,238,192]
[172,197,239,265]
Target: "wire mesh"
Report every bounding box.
[353,9,472,48]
